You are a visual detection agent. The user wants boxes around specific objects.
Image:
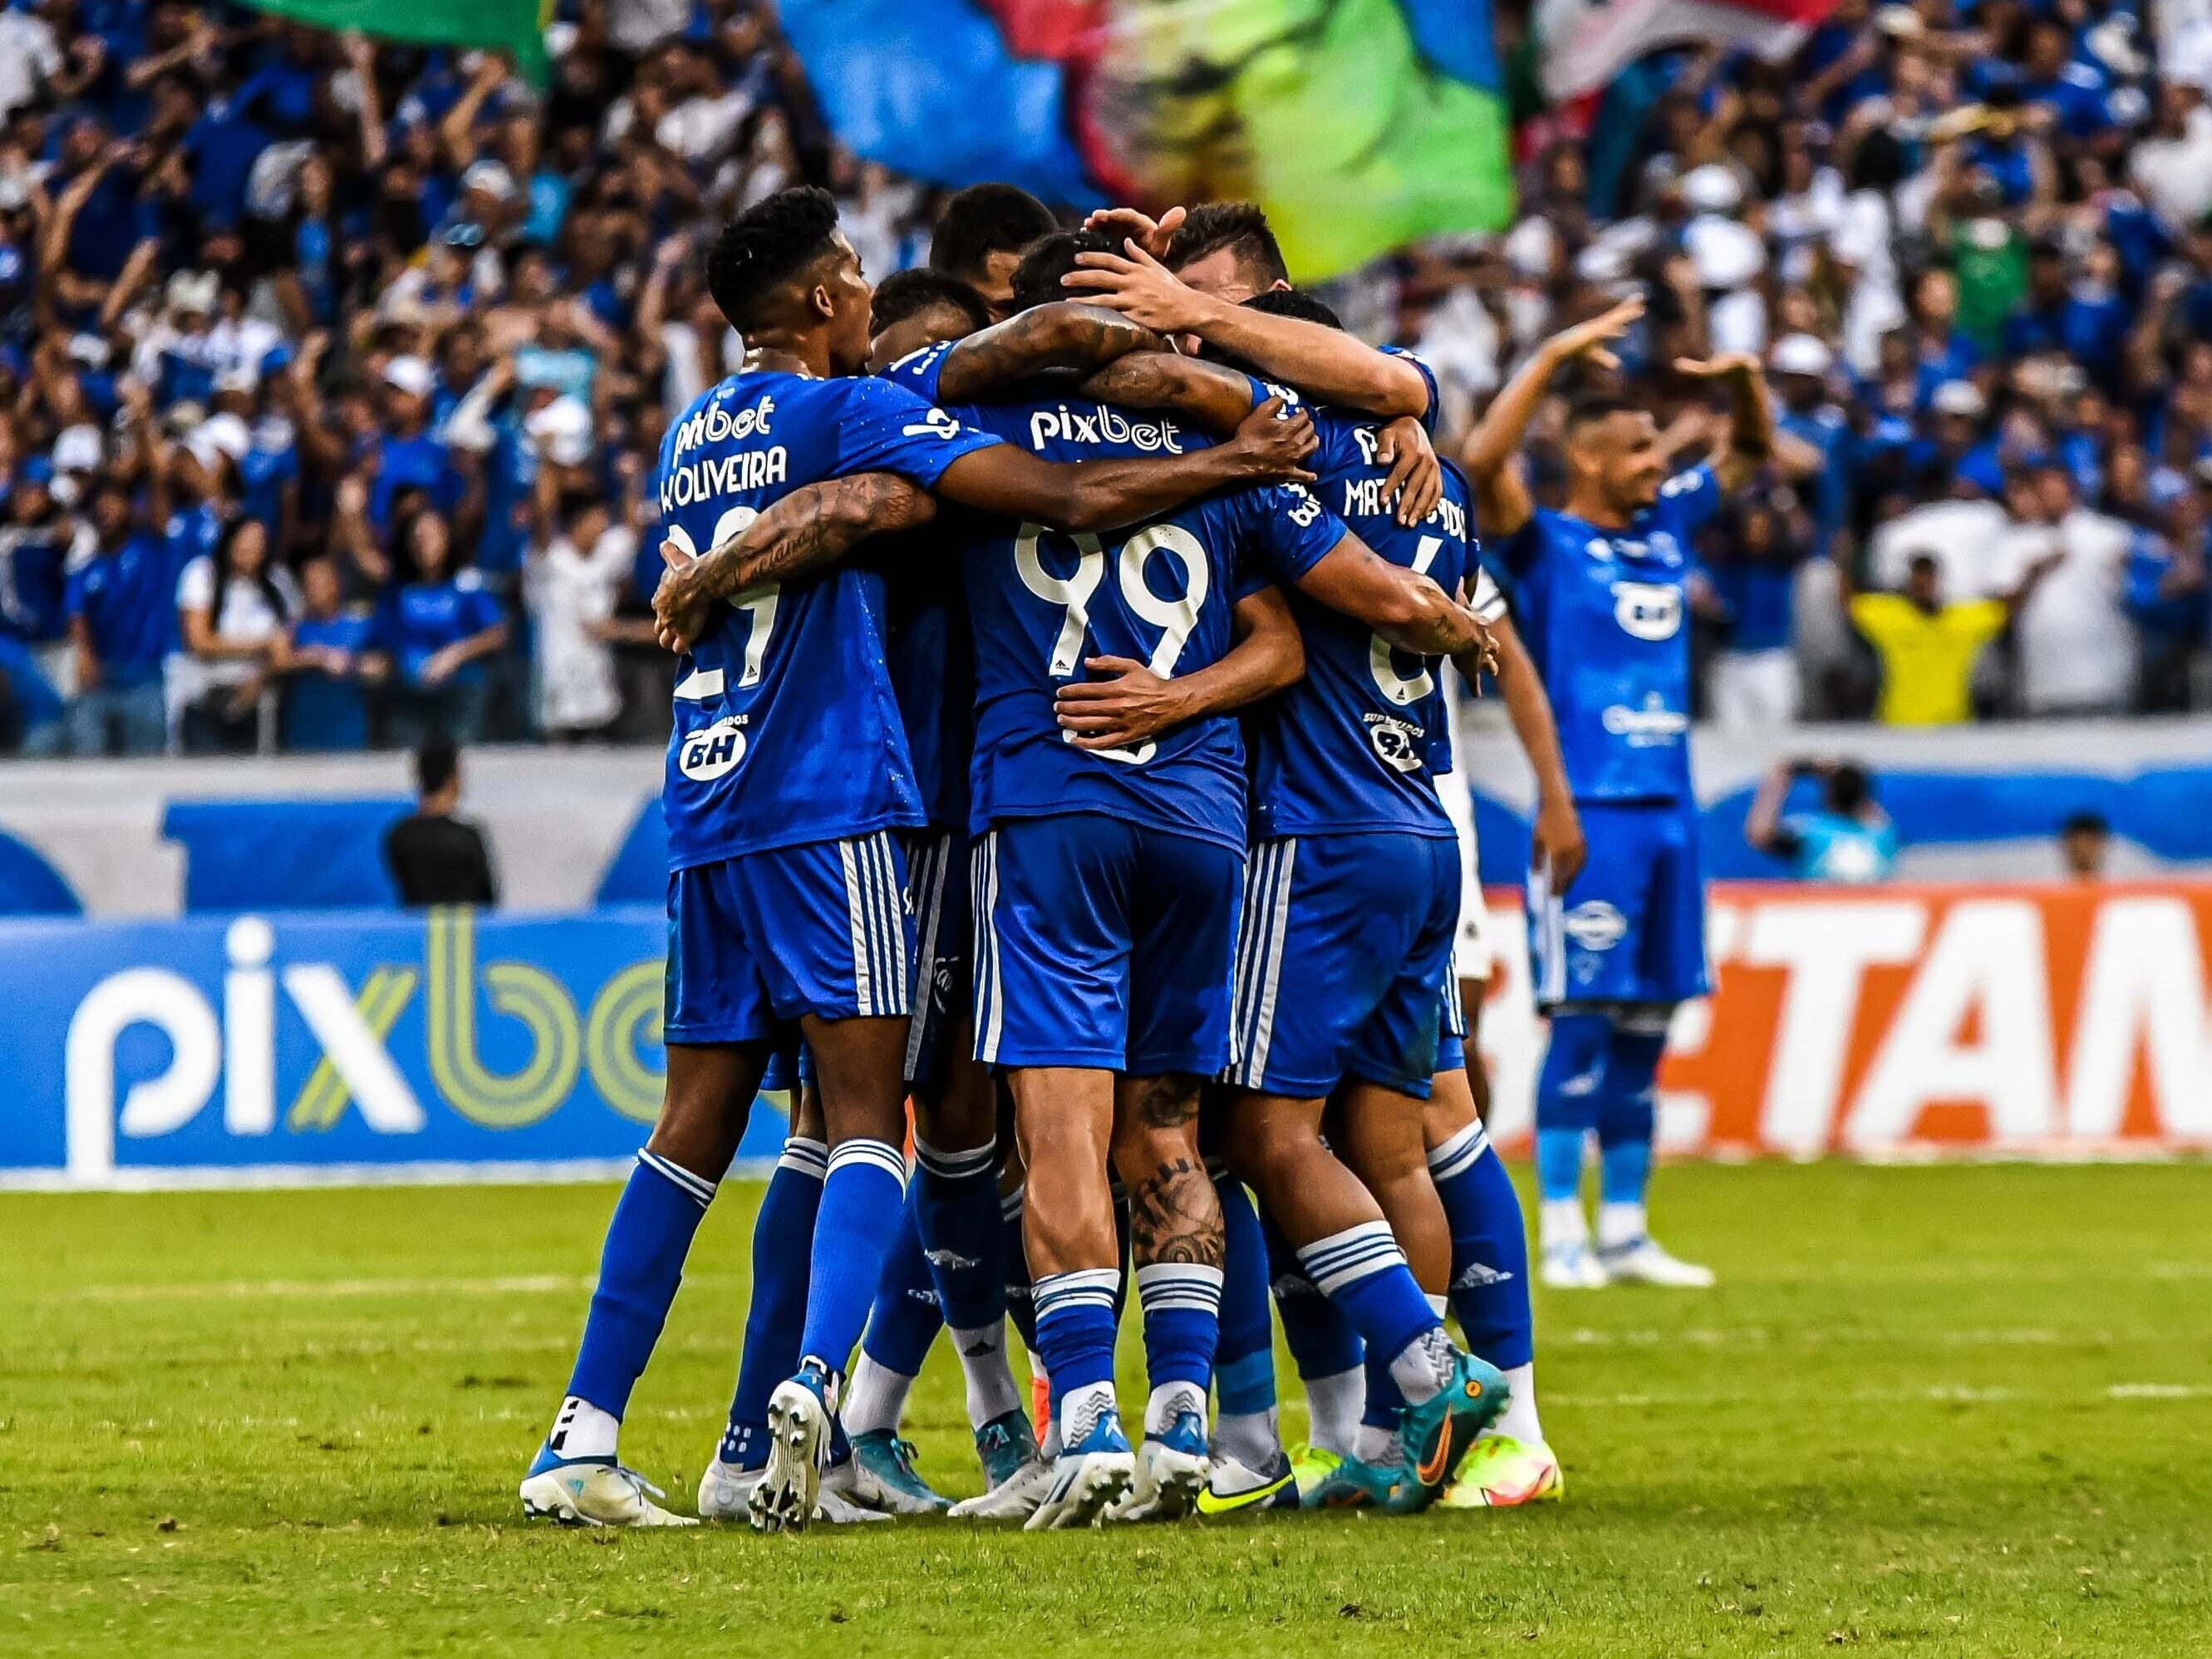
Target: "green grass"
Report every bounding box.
[6,1163,2212,1657]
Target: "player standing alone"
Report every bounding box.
[1461,298,1775,1289]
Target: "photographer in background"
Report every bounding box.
[1744,757,1900,884]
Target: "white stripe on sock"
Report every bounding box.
[637,1149,715,1208]
[1296,1222,1408,1297]
[1134,1263,1223,1314]
[1032,1266,1121,1317]
[1428,1119,1489,1182]
[775,1136,829,1179]
[915,1136,996,1179]
[826,1137,910,1190]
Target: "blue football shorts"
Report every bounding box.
[1526,799,1708,1011]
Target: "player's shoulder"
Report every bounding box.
[874,342,955,401]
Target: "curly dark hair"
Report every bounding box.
[871,268,990,337]
[929,184,1058,285]
[1008,229,1117,314]
[705,185,843,333]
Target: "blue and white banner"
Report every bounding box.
[0,907,789,1186]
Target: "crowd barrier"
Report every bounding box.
[3,881,2205,1189]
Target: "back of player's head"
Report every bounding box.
[415,734,460,802]
[1010,229,1117,314]
[705,185,843,334]
[1164,202,1290,289]
[1827,763,1872,814]
[930,184,1058,284]
[871,269,990,338]
[1240,288,1342,330]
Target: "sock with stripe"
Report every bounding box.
[1429,1122,1536,1372]
[1597,1026,1665,1246]
[1212,1171,1281,1469]
[1262,1206,1364,1381]
[1032,1268,1121,1446]
[1135,1262,1222,1435]
[557,1149,716,1460]
[720,1136,824,1468]
[1536,1012,1610,1205]
[799,1138,911,1376]
[914,1136,1020,1430]
[845,1188,942,1438]
[1295,1222,1448,1406]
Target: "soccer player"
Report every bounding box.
[927,184,1059,321]
[1462,298,1775,1289]
[521,186,1313,1532]
[1182,288,1509,1514]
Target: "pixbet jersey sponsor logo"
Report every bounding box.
[1026,402,1187,455]
[671,393,776,457]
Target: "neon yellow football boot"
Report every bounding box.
[1438,1435,1564,1509]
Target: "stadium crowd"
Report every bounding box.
[0,0,2209,755]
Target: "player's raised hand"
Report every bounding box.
[1224,396,1316,485]
[1054,655,1189,750]
[1543,293,1645,371]
[1081,204,1185,261]
[1672,352,1763,382]
[1061,239,1211,334]
[653,539,710,654]
[1373,416,1443,526]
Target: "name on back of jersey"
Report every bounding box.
[1339,474,1466,539]
[662,392,785,511]
[1025,401,1187,455]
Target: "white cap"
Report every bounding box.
[1874,4,1924,37]
[1771,333,1834,377]
[383,355,435,400]
[52,423,103,474]
[1680,164,1743,214]
[1684,216,1766,289]
[1931,380,1987,418]
[525,395,594,468]
[186,411,252,471]
[165,268,219,316]
[214,366,258,396]
[1574,240,1631,284]
[460,159,516,201]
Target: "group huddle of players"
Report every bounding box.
[517,179,1776,1533]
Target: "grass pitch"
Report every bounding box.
[6,1161,2211,1657]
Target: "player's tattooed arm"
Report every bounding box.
[931,396,1315,532]
[1054,583,1304,751]
[1462,295,1645,537]
[1070,350,1260,437]
[932,302,1166,403]
[651,472,936,652]
[1674,352,1776,491]
[1296,529,1493,657]
[1474,610,1585,891]
[1063,239,1431,420]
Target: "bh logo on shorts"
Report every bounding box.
[679,717,747,780]
[1610,580,1684,641]
[1562,900,1628,952]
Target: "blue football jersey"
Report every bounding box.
[877,529,971,834]
[654,371,1002,869]
[1494,466,1720,805]
[1245,409,1473,840]
[882,342,1349,850]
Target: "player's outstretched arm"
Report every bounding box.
[651,472,937,651]
[1064,239,1430,420]
[1073,350,1276,437]
[1674,352,1776,493]
[931,302,1167,403]
[1471,611,1585,890]
[1463,296,1645,537]
[1295,530,1493,657]
[1054,583,1305,750]
[932,396,1315,532]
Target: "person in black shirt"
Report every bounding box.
[384,736,499,906]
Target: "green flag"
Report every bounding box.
[239,0,549,84]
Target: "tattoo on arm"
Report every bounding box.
[937,303,1163,402]
[1074,352,1255,437]
[688,473,934,598]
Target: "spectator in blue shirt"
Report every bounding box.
[1698,494,1813,729]
[366,356,470,534]
[283,554,385,751]
[64,480,170,754]
[372,507,506,746]
[1745,759,1900,884]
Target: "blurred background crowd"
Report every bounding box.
[1,0,2210,756]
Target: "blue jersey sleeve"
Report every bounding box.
[1241,481,1348,586]
[1381,346,1440,433]
[460,577,503,635]
[827,376,1003,490]
[878,342,953,404]
[1656,464,1723,538]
